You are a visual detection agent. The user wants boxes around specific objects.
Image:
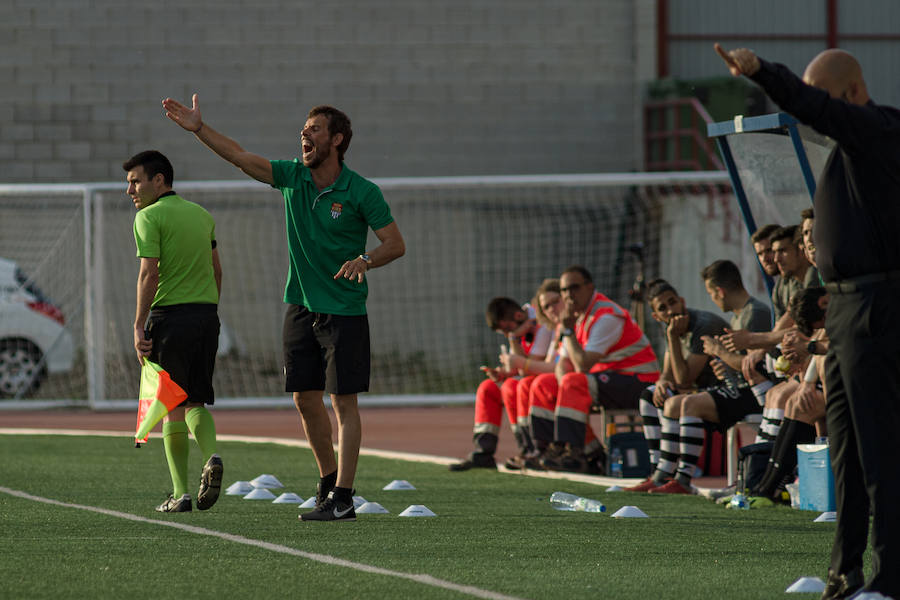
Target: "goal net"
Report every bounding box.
[2,172,764,408]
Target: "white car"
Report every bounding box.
[0,258,75,397]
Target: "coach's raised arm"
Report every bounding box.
[162,93,274,185]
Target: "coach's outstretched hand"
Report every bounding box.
[714,43,760,77]
[162,93,203,133]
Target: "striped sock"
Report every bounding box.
[751,380,774,407]
[639,394,662,470]
[675,415,705,487]
[655,415,680,483]
[756,408,784,443]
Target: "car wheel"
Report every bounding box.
[0,339,46,398]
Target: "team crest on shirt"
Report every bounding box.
[330,202,343,219]
[599,373,610,383]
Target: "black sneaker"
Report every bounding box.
[156,494,192,513]
[197,454,223,511]
[448,453,496,472]
[299,490,357,522]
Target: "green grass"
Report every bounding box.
[0,434,845,599]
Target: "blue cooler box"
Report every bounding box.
[797,443,835,512]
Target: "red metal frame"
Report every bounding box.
[656,0,900,78]
[643,97,724,172]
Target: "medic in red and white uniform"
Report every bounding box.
[449,299,551,471]
[529,267,659,473]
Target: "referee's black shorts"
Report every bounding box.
[147,303,219,405]
[282,304,370,395]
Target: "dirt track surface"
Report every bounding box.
[0,405,518,462]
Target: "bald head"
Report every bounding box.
[802,49,869,105]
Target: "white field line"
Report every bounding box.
[0,428,642,488]
[0,485,526,600]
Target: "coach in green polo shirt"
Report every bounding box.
[162,95,405,523]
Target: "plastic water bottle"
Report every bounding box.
[715,358,742,388]
[609,447,624,478]
[729,492,750,510]
[549,491,606,513]
[815,436,828,445]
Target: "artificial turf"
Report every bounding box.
[0,433,851,599]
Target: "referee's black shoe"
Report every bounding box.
[197,454,223,510]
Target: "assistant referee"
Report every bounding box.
[715,45,900,600]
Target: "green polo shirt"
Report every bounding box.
[270,159,394,315]
[133,193,218,307]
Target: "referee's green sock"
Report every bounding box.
[162,421,190,498]
[185,406,217,462]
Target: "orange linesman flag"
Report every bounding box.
[134,359,187,446]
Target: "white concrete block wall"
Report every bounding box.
[1,0,642,182]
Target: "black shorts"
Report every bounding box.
[706,384,762,431]
[282,304,370,395]
[147,304,219,406]
[590,371,649,410]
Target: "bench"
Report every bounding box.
[592,405,642,447]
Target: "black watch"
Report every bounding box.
[806,340,819,355]
[560,327,574,337]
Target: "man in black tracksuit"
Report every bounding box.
[716,44,900,600]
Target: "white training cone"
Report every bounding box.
[298,496,318,508]
[611,505,648,518]
[399,504,436,517]
[251,474,284,489]
[605,485,624,492]
[383,479,416,490]
[785,577,826,593]
[850,593,889,599]
[814,511,837,522]
[272,493,304,504]
[352,495,368,508]
[243,488,277,500]
[356,502,390,514]
[225,481,254,495]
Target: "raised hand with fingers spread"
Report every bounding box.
[162,93,203,133]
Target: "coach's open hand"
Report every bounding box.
[162,93,203,133]
[714,43,760,77]
[334,256,368,283]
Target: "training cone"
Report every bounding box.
[225,481,254,495]
[272,493,304,504]
[352,495,367,508]
[399,504,436,517]
[852,593,890,599]
[243,488,277,500]
[250,474,284,489]
[298,496,318,508]
[814,511,837,522]
[356,502,390,514]
[605,485,624,492]
[611,505,648,518]
[785,577,825,593]
[383,479,416,490]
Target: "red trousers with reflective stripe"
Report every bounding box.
[516,375,535,424]
[474,378,520,429]
[529,372,597,445]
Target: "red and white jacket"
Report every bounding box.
[575,292,659,382]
